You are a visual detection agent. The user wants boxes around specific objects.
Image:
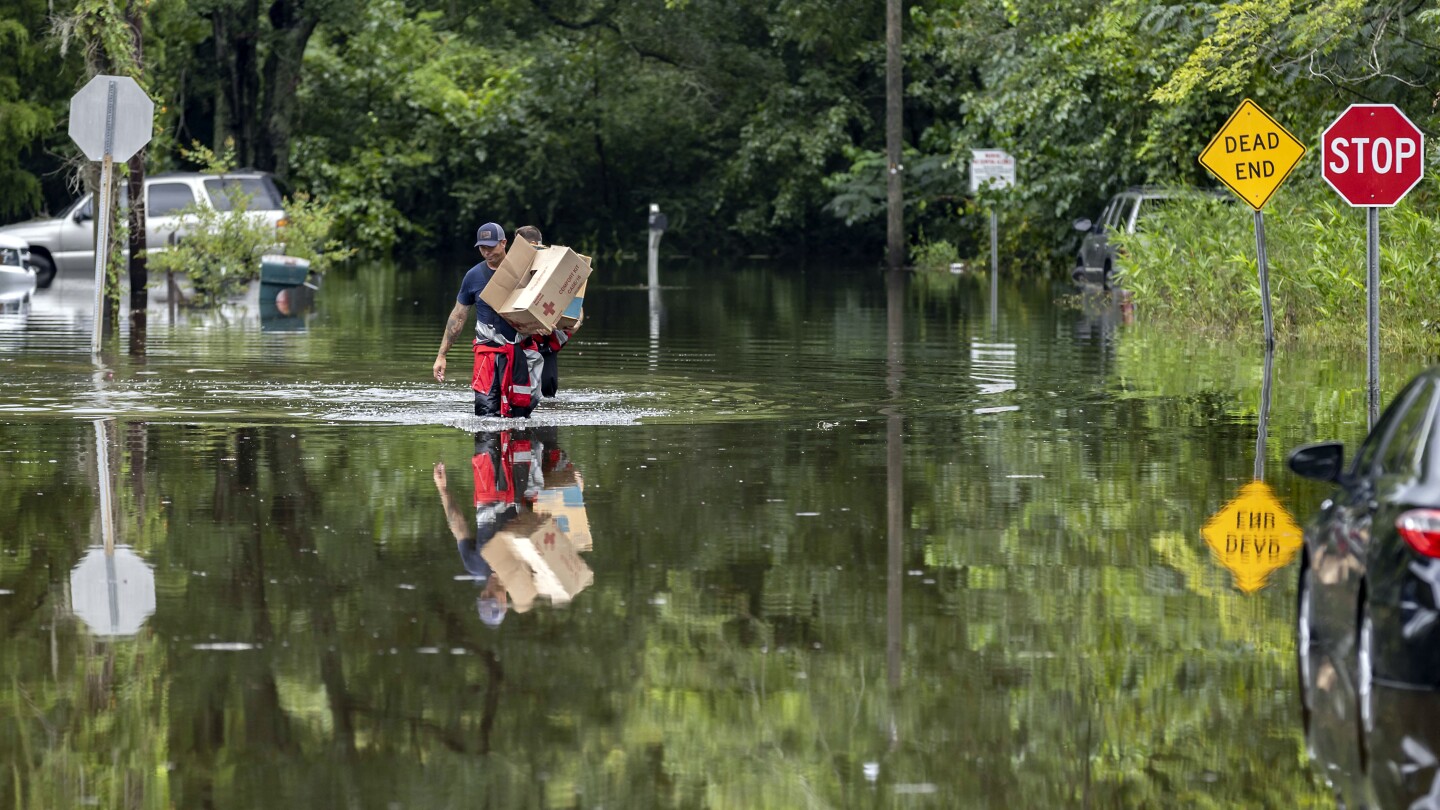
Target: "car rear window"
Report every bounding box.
[1133,197,1179,227]
[1105,197,1137,230]
[203,177,283,211]
[148,182,196,216]
[1378,381,1436,478]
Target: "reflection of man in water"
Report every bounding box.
[433,430,547,626]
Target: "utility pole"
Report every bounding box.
[884,0,903,272]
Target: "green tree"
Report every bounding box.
[0,0,82,217]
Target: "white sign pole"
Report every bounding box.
[647,203,667,291]
[90,81,119,356]
[95,418,116,552]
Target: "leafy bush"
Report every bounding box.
[146,189,353,308]
[911,239,961,273]
[275,192,355,271]
[1113,175,1440,350]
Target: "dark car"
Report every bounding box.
[1070,188,1174,288]
[1289,368,1440,727]
[1071,187,1225,289]
[1299,640,1440,807]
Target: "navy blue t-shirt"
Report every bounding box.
[458,261,518,344]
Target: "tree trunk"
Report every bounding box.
[127,150,147,350]
[211,0,320,177]
[259,12,319,182]
[213,0,263,167]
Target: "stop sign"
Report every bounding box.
[1322,104,1424,207]
[68,75,153,163]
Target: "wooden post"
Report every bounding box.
[884,0,903,271]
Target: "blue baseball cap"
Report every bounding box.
[475,222,506,247]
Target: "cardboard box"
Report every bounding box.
[535,485,591,551]
[479,239,591,333]
[481,513,593,612]
[502,248,590,333]
[555,279,586,332]
[479,237,536,314]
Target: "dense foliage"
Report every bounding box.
[1,0,1437,269]
[1115,175,1440,351]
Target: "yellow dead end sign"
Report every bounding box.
[1201,480,1303,593]
[1198,99,1307,210]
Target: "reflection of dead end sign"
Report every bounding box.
[1198,99,1306,211]
[1201,480,1303,593]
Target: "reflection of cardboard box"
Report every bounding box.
[543,463,579,489]
[479,239,591,333]
[535,485,590,550]
[480,514,593,613]
[482,538,539,613]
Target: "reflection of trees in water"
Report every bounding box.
[0,422,166,808]
[0,371,1332,807]
[166,426,509,805]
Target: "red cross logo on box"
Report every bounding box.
[542,301,556,317]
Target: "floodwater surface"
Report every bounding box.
[0,259,1424,807]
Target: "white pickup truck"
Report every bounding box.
[0,170,287,288]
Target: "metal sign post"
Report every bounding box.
[646,204,666,371]
[1255,346,1273,481]
[1368,208,1381,426]
[989,208,998,317]
[647,203,667,291]
[1253,211,1273,348]
[1197,99,1306,350]
[68,75,154,357]
[1320,104,1425,427]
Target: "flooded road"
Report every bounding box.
[0,260,1423,806]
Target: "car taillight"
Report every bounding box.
[1397,509,1440,557]
[276,218,289,228]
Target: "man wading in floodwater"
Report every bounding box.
[433,222,545,417]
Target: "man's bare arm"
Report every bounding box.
[440,302,471,354]
[433,463,473,541]
[433,302,472,381]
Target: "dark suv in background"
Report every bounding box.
[1071,187,1223,288]
[0,170,286,288]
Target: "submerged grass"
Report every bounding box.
[1112,175,1440,353]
